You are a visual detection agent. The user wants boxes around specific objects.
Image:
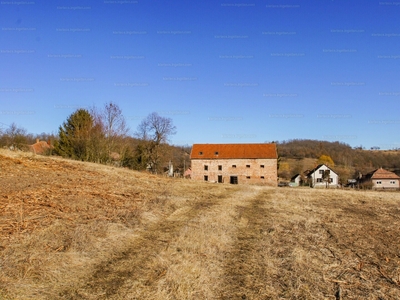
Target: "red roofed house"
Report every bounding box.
[360,168,400,190]
[190,143,278,186]
[29,139,53,155]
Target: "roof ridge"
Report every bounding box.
[191,143,277,159]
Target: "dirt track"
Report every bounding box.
[60,199,220,299]
[1,150,400,299]
[221,194,271,299]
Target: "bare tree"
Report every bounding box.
[102,102,129,140]
[5,123,28,150]
[137,112,176,143]
[323,169,331,188]
[90,102,129,164]
[101,102,129,162]
[136,112,176,173]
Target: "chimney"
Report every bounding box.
[36,138,40,144]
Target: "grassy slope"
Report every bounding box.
[1,149,400,299]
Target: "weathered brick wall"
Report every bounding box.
[191,158,277,186]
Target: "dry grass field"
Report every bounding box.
[1,149,400,299]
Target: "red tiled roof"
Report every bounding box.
[370,168,400,179]
[30,141,52,155]
[190,143,277,159]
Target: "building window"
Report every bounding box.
[215,151,219,155]
[260,165,264,168]
[319,170,324,174]
[390,180,396,184]
[230,176,238,184]
[199,151,203,155]
[376,181,382,184]
[246,176,251,179]
[261,176,265,179]
[317,178,323,183]
[246,165,250,168]
[204,175,208,181]
[218,165,222,171]
[232,165,236,168]
[204,165,208,171]
[329,178,333,183]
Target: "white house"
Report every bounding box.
[306,164,339,188]
[290,174,302,187]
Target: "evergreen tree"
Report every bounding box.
[54,109,94,161]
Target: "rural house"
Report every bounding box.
[190,143,277,186]
[29,139,53,155]
[305,164,339,188]
[359,168,400,190]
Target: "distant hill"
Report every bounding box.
[276,139,400,181]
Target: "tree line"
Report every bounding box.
[0,103,190,175]
[276,139,400,176]
[0,122,56,151]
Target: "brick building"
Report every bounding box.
[190,143,277,186]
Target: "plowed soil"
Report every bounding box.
[1,149,400,299]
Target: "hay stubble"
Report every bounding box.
[1,149,400,299]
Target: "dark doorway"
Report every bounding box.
[218,175,223,183]
[230,176,238,184]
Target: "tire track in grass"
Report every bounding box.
[220,190,272,299]
[118,186,263,300]
[58,197,223,299]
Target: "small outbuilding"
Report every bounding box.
[290,174,302,187]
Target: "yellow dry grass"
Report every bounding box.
[1,149,400,299]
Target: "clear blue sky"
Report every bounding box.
[1,0,399,149]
